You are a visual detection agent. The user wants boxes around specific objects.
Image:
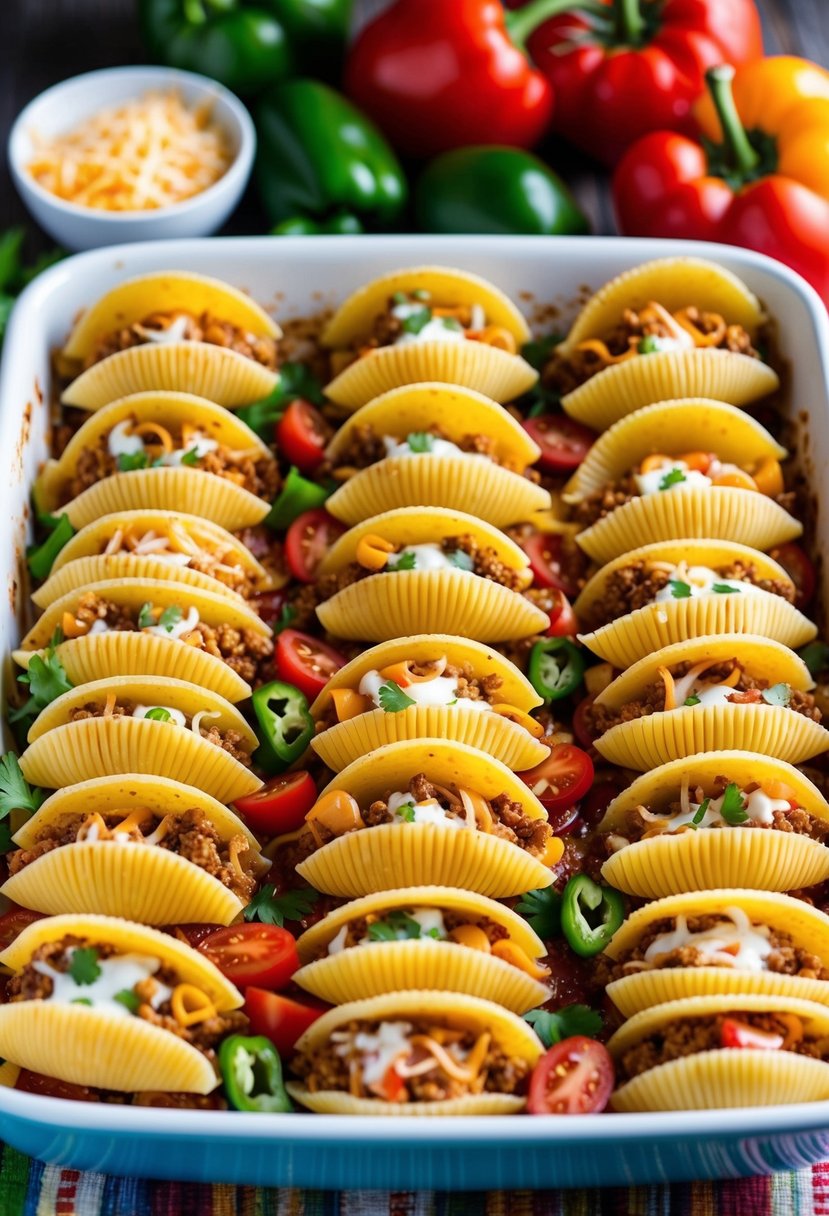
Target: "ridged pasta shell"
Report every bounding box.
[609,970,829,1019]
[327,457,550,528]
[288,988,541,1114]
[62,270,279,361]
[34,554,245,608]
[61,468,269,532]
[62,344,277,410]
[14,631,251,703]
[562,351,778,429]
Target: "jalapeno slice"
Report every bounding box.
[528,638,586,702]
[560,875,625,958]
[219,1034,292,1113]
[252,680,314,775]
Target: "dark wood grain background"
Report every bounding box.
[1,0,827,252]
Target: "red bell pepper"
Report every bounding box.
[613,59,829,307]
[344,0,567,158]
[524,0,762,166]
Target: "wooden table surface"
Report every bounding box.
[1,0,827,249]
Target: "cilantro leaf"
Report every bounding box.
[411,289,430,302]
[391,551,417,571]
[69,947,101,986]
[406,432,434,453]
[712,583,740,595]
[179,447,200,466]
[669,579,691,599]
[659,468,687,490]
[9,645,73,728]
[244,885,319,928]
[521,333,562,372]
[368,910,426,942]
[638,335,662,354]
[394,802,416,823]
[158,604,183,633]
[448,549,474,572]
[137,602,155,629]
[515,888,562,941]
[401,306,432,335]
[113,989,140,1014]
[117,451,150,472]
[719,782,749,825]
[235,362,325,441]
[26,513,75,581]
[762,682,791,707]
[0,753,45,823]
[524,1004,603,1049]
[144,707,172,722]
[378,681,416,713]
[391,290,409,305]
[691,797,711,827]
[684,694,701,706]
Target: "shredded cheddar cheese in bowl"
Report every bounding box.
[26,90,233,212]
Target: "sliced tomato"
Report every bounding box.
[15,1069,98,1102]
[522,414,596,473]
[285,509,345,583]
[547,589,579,637]
[244,987,327,1055]
[275,629,347,699]
[769,542,816,609]
[527,1037,614,1115]
[0,906,43,952]
[522,532,579,597]
[720,1019,784,1050]
[520,743,594,815]
[233,771,317,836]
[197,924,300,990]
[275,399,331,473]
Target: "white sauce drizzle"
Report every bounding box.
[34,950,172,1017]
[653,564,763,604]
[142,605,200,639]
[643,907,773,972]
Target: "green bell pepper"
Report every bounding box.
[252,679,314,774]
[265,466,330,531]
[415,147,589,237]
[138,0,351,96]
[219,1034,292,1112]
[561,875,625,959]
[27,514,75,581]
[528,638,586,702]
[257,80,408,234]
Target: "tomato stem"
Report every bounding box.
[613,0,646,45]
[706,65,761,178]
[505,0,580,53]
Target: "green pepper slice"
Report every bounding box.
[265,467,330,532]
[252,680,314,775]
[528,638,586,702]
[219,1034,292,1112]
[27,514,75,581]
[561,876,625,958]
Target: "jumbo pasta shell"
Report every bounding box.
[62,270,279,362]
[288,989,541,1115]
[294,885,548,1012]
[34,554,244,608]
[576,540,813,667]
[59,468,270,532]
[62,345,277,410]
[609,970,829,1019]
[295,738,551,898]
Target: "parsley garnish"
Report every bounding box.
[406,432,434,453]
[0,753,45,821]
[520,333,562,372]
[684,695,701,707]
[144,707,172,722]
[401,306,432,335]
[243,885,319,928]
[761,682,791,707]
[515,888,562,941]
[638,335,662,354]
[448,550,474,572]
[26,513,75,581]
[719,783,749,825]
[659,468,687,490]
[391,551,417,571]
[377,681,416,713]
[395,802,416,823]
[68,947,101,986]
[669,579,692,599]
[690,797,711,827]
[391,290,409,305]
[113,989,140,1014]
[117,451,150,472]
[524,1005,603,1049]
[137,602,155,629]
[9,639,73,730]
[368,910,429,942]
[179,447,200,466]
[712,583,740,594]
[158,604,183,632]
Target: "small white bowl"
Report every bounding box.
[8,65,256,252]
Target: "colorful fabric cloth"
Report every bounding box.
[0,1148,827,1216]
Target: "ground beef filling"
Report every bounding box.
[65,700,253,767]
[585,561,795,628]
[7,936,248,1057]
[316,911,509,957]
[315,662,504,730]
[66,592,274,685]
[291,1018,530,1101]
[61,436,278,506]
[83,310,278,370]
[326,423,503,475]
[7,808,257,902]
[542,305,760,398]
[587,661,821,737]
[614,790,829,849]
[616,1012,827,1085]
[600,917,829,982]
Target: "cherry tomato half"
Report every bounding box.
[527,1037,614,1115]
[16,1069,98,1102]
[285,509,345,583]
[275,399,332,473]
[197,924,300,990]
[522,414,596,473]
[244,987,327,1055]
[520,743,594,815]
[0,906,43,952]
[233,771,318,836]
[769,542,816,609]
[275,628,347,700]
[522,532,579,598]
[548,589,579,638]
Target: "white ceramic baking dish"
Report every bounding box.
[0,235,828,1190]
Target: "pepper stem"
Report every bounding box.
[505,0,585,53]
[706,65,760,177]
[614,0,646,44]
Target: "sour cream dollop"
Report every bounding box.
[652,564,762,604]
[643,907,773,971]
[386,544,460,572]
[34,950,172,1017]
[358,668,490,712]
[635,460,712,496]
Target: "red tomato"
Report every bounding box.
[769,542,816,609]
[544,804,582,837]
[197,924,300,990]
[548,590,579,638]
[275,629,347,699]
[0,906,43,952]
[520,744,594,814]
[578,780,625,830]
[572,695,599,752]
[233,771,317,836]
[285,509,345,583]
[244,987,326,1055]
[522,532,579,598]
[522,414,596,472]
[527,1037,614,1115]
[15,1069,98,1102]
[720,1019,784,1050]
[275,399,331,473]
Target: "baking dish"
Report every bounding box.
[0,234,827,1189]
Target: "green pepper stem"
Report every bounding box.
[613,0,646,44]
[505,0,585,53]
[706,65,760,178]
